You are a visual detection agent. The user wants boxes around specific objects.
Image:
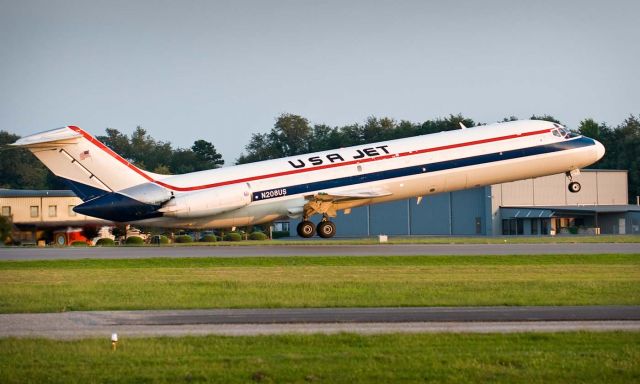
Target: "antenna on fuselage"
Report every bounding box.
[459,122,467,130]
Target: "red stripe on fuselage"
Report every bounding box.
[68,125,552,192]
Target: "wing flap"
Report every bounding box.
[308,188,392,202]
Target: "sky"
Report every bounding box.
[1,0,639,164]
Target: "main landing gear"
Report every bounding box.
[296,220,316,238]
[296,215,337,238]
[317,220,336,238]
[566,171,582,193]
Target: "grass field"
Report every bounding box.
[1,254,638,313]
[0,332,638,383]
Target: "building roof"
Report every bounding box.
[501,205,640,218]
[0,189,78,198]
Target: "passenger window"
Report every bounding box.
[552,129,562,137]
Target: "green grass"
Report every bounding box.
[1,254,638,313]
[0,332,638,383]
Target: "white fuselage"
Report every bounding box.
[14,119,604,229]
[135,120,604,228]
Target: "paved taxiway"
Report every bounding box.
[2,306,638,339]
[1,242,639,260]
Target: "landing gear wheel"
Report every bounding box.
[317,221,336,238]
[297,221,316,238]
[568,181,581,193]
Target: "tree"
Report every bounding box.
[0,215,12,244]
[0,131,60,190]
[236,133,276,164]
[97,128,131,160]
[393,120,419,139]
[269,113,312,157]
[97,126,223,174]
[362,116,394,143]
[530,114,562,124]
[578,118,606,140]
[168,149,198,174]
[128,126,172,171]
[417,114,475,135]
[334,123,363,147]
[191,140,224,170]
[308,124,335,152]
[237,114,313,163]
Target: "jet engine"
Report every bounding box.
[119,182,173,205]
[158,183,252,218]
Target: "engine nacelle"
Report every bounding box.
[158,183,252,218]
[119,182,173,205]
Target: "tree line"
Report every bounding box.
[236,113,562,163]
[1,114,638,202]
[96,126,224,174]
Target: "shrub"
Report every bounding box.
[125,236,144,245]
[272,230,290,239]
[175,235,193,243]
[200,234,217,242]
[70,241,88,247]
[0,216,11,244]
[95,238,115,247]
[224,232,242,242]
[249,231,268,240]
[148,235,170,245]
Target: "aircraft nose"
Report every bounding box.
[594,140,605,161]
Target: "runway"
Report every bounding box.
[2,306,639,339]
[1,242,639,260]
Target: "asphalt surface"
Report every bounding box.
[1,242,639,260]
[2,306,639,339]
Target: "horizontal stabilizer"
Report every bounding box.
[12,127,83,147]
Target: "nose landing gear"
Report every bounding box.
[566,170,582,193]
[568,181,581,193]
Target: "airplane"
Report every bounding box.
[13,120,605,238]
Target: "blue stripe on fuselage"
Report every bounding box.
[252,137,596,201]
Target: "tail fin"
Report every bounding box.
[12,126,154,200]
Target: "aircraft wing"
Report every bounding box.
[299,187,392,218]
[308,188,392,202]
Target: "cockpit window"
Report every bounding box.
[552,128,573,139]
